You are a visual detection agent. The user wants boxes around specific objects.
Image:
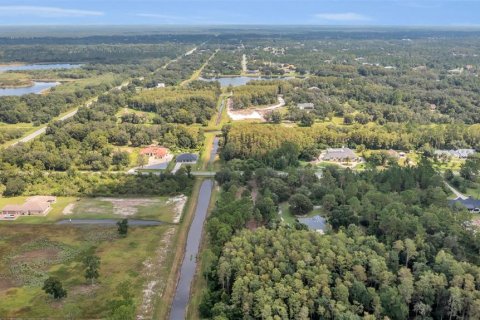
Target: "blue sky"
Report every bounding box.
[0,0,479,26]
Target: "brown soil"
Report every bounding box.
[13,248,60,263]
[70,284,98,297]
[0,277,14,291]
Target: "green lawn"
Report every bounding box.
[279,202,296,225]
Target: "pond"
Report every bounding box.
[0,81,59,96]
[0,63,82,72]
[199,76,293,88]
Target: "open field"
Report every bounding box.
[0,195,187,224]
[0,223,178,319]
[64,196,187,223]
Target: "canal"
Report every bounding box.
[169,179,213,320]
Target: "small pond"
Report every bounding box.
[0,81,59,96]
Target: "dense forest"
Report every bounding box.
[0,89,205,172]
[202,49,243,77]
[128,86,219,125]
[221,123,480,162]
[200,144,480,319]
[0,75,123,125]
[230,83,279,109]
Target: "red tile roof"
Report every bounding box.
[140,146,168,158]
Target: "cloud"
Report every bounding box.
[314,12,371,22]
[0,6,103,17]
[137,13,183,20]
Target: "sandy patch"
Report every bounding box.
[62,203,76,215]
[168,195,187,223]
[99,198,164,216]
[227,96,285,121]
[137,227,176,320]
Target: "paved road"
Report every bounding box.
[11,44,201,147]
[12,82,127,146]
[445,182,469,200]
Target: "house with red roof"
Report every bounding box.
[140,146,169,159]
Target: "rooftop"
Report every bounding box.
[140,146,169,158]
[323,148,356,161]
[176,153,198,163]
[449,197,480,210]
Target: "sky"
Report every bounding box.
[0,0,479,26]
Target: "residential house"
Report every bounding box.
[298,215,326,233]
[1,196,56,218]
[449,197,480,212]
[296,103,315,110]
[386,149,400,159]
[322,148,357,162]
[140,146,169,159]
[434,149,475,159]
[176,153,198,163]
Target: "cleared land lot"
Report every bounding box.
[63,196,187,223]
[0,195,187,224]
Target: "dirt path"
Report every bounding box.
[241,54,247,73]
[180,49,219,87]
[445,182,469,200]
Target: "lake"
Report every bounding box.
[199,76,293,88]
[0,81,59,96]
[0,63,82,72]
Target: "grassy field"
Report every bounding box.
[0,72,32,87]
[153,179,203,319]
[115,107,158,123]
[66,196,185,223]
[52,73,119,94]
[0,223,178,319]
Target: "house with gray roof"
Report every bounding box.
[449,197,480,212]
[322,148,357,162]
[298,215,326,233]
[296,103,315,110]
[434,149,475,159]
[176,153,198,163]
